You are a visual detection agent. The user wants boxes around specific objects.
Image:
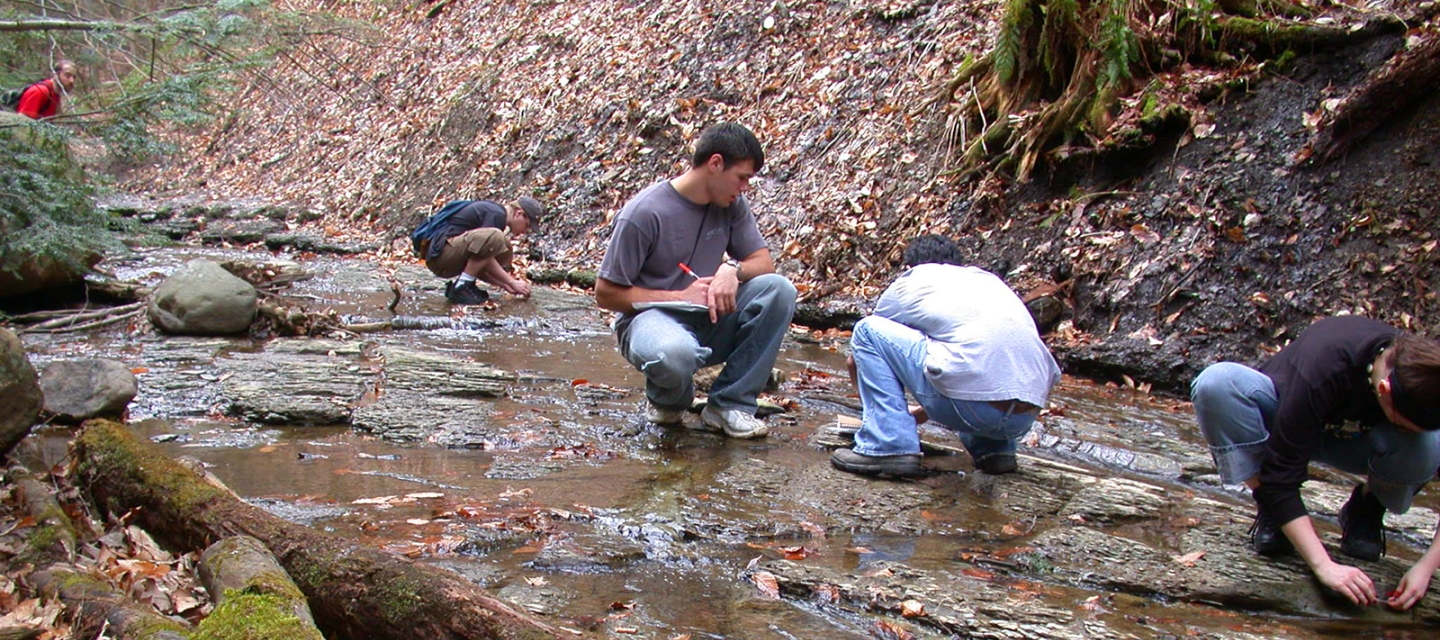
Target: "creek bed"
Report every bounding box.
[13,246,1440,639]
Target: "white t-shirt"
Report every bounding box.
[875,263,1061,405]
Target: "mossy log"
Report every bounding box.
[71,420,573,640]
[195,536,319,637]
[29,567,190,640]
[8,467,77,564]
[1308,29,1440,164]
[195,536,323,640]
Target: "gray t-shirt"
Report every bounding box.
[598,180,767,294]
[876,263,1061,406]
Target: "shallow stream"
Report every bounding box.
[13,246,1439,639]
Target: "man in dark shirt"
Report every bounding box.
[1192,316,1440,609]
[422,197,541,305]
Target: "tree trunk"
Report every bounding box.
[72,420,577,640]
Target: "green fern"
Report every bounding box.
[1097,0,1141,91]
[996,0,1037,85]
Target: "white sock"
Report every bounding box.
[457,273,477,284]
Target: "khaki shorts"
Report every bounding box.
[426,227,512,278]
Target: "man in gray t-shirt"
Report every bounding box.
[830,234,1062,478]
[596,123,797,439]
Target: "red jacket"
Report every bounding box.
[17,79,62,119]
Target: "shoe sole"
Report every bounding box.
[830,457,924,478]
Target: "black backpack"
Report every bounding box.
[411,200,475,258]
[1,81,41,111]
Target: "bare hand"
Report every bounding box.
[683,277,713,307]
[507,279,532,299]
[1386,565,1433,611]
[707,264,740,322]
[1315,561,1377,606]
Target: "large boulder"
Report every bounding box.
[147,259,258,335]
[38,359,137,423]
[0,328,43,457]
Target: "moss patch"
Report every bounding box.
[191,592,321,640]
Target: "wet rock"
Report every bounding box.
[495,581,571,616]
[263,233,381,255]
[752,559,1093,639]
[527,531,647,572]
[713,458,938,534]
[197,219,285,245]
[148,259,259,335]
[1057,477,1169,523]
[38,359,137,422]
[218,339,374,425]
[0,328,43,456]
[349,347,514,444]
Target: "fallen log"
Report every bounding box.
[72,420,575,640]
[1307,27,1440,164]
[196,536,323,640]
[29,567,190,640]
[7,467,77,564]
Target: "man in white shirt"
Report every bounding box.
[832,234,1061,477]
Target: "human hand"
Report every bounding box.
[1386,565,1433,610]
[683,277,713,308]
[508,279,532,299]
[1315,561,1377,606]
[707,264,740,322]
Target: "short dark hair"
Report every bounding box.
[1387,333,1440,430]
[902,234,964,267]
[54,60,76,74]
[691,123,764,171]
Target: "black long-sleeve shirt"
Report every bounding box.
[1254,316,1397,524]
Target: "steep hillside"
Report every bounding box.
[123,0,1440,391]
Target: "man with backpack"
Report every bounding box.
[6,60,79,120]
[417,196,541,305]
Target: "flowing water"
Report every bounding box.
[13,246,1439,639]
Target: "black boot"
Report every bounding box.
[830,449,925,478]
[446,281,490,305]
[1249,507,1294,557]
[1338,483,1386,561]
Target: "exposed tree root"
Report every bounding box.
[1304,25,1440,164]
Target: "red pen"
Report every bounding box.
[678,262,699,280]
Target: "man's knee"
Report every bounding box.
[746,273,797,308]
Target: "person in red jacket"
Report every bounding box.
[17,60,78,120]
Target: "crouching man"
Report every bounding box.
[831,234,1061,478]
[1191,316,1440,609]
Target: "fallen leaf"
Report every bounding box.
[900,599,925,617]
[872,619,916,640]
[750,571,781,599]
[1171,550,1206,566]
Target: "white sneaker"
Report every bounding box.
[646,404,686,426]
[701,404,768,439]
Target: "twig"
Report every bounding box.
[19,308,143,334]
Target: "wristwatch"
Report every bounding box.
[724,258,741,280]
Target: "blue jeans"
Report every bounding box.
[1191,362,1440,514]
[617,273,796,413]
[850,316,1037,460]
